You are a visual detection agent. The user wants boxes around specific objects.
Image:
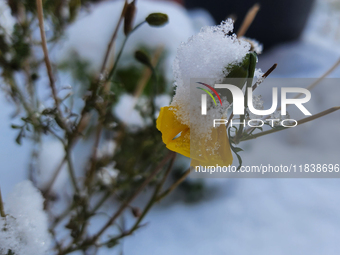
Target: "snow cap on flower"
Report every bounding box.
[170,19,251,137]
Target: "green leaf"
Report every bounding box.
[7,249,15,255]
[11,124,21,129]
[15,130,23,145]
[233,147,243,153]
[220,52,257,104]
[228,127,243,170]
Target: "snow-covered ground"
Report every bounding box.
[1,0,340,254]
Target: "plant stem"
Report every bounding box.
[99,0,128,75]
[107,21,146,81]
[293,58,340,100]
[128,152,177,231]
[133,46,164,98]
[156,167,191,202]
[90,151,174,242]
[90,191,111,214]
[66,148,80,193]
[0,187,5,217]
[52,203,75,228]
[239,106,340,142]
[90,153,177,248]
[43,156,67,199]
[237,4,260,37]
[36,0,68,131]
[85,124,103,187]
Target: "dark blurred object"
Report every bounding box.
[184,0,315,50]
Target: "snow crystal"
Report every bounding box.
[248,95,264,119]
[170,19,251,137]
[270,110,291,127]
[241,37,263,54]
[0,181,52,255]
[254,68,264,79]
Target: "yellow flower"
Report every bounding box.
[157,106,233,167]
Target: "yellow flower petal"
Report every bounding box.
[156,106,189,145]
[157,105,233,167]
[190,124,233,167]
[166,127,190,158]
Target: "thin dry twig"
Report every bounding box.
[133,46,164,98]
[0,187,5,217]
[271,58,340,114]
[85,124,103,186]
[237,4,260,37]
[43,156,67,199]
[156,167,191,202]
[122,153,177,236]
[85,153,178,249]
[99,0,128,76]
[244,58,340,136]
[251,63,277,91]
[35,0,62,118]
[90,151,175,242]
[293,58,340,100]
[240,106,340,142]
[296,106,340,125]
[262,63,278,79]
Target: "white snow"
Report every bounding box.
[114,93,146,130]
[36,140,68,192]
[0,0,15,39]
[254,68,264,79]
[171,19,250,137]
[96,162,120,186]
[0,1,340,255]
[154,94,171,109]
[0,181,52,255]
[96,140,117,159]
[56,0,196,81]
[154,94,171,117]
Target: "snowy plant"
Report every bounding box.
[156,12,340,169]
[0,0,340,254]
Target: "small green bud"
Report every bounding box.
[145,13,168,27]
[31,73,39,81]
[134,50,152,69]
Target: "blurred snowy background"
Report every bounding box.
[1,0,340,254]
